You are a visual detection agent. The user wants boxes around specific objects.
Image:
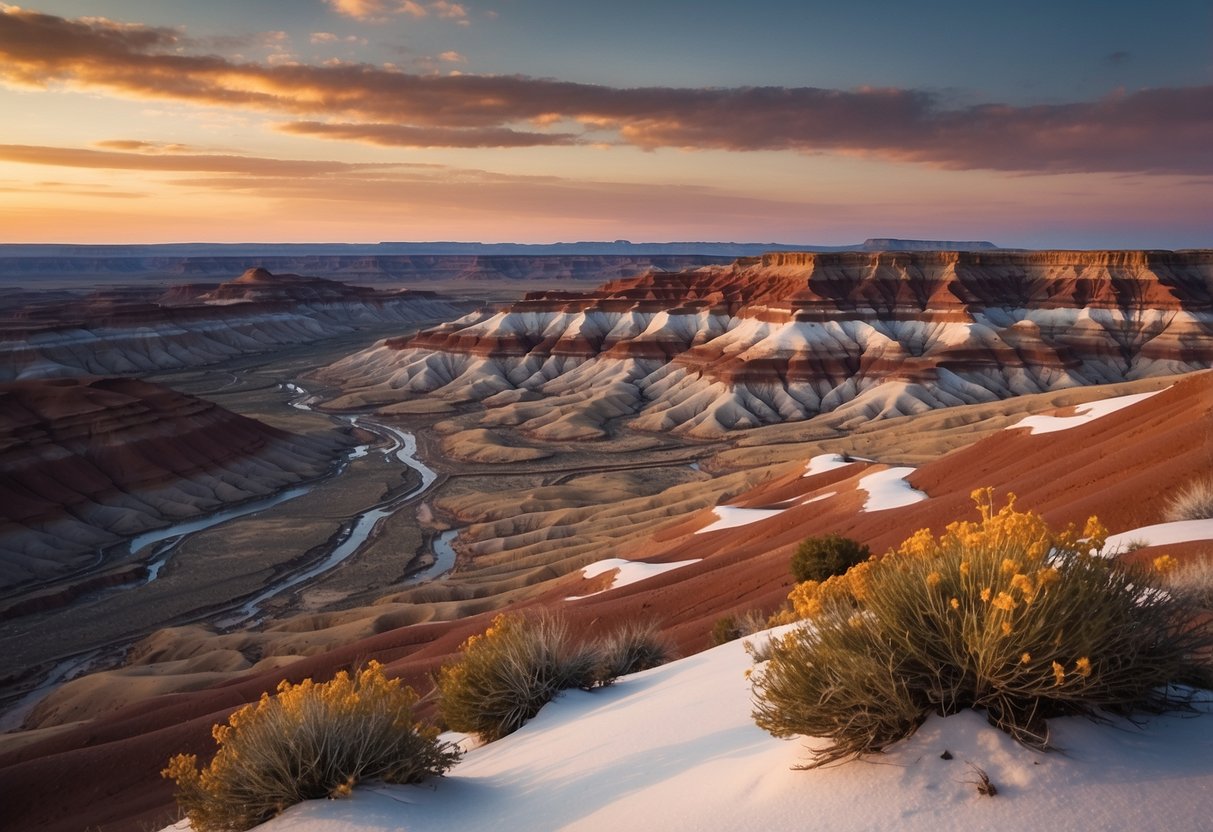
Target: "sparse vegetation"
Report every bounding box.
[162,662,460,832]
[743,633,778,664]
[711,615,742,645]
[710,608,769,646]
[1165,477,1213,522]
[790,533,870,584]
[1163,555,1213,609]
[753,489,1213,767]
[437,613,646,743]
[596,619,672,679]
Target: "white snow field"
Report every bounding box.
[186,631,1213,832]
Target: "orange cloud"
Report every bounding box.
[2,8,1212,174]
[324,0,459,21]
[0,143,393,177]
[276,121,578,148]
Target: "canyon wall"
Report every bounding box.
[320,250,1213,438]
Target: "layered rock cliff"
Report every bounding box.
[0,376,342,590]
[319,250,1213,438]
[0,269,474,381]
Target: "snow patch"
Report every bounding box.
[858,467,927,511]
[1010,390,1164,435]
[566,557,700,599]
[244,630,1213,832]
[1105,519,1213,551]
[696,505,786,534]
[802,454,855,478]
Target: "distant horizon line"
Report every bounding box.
[3,239,1212,254]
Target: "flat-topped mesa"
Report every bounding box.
[319,249,1213,439]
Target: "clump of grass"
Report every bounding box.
[1162,555,1213,610]
[596,620,672,680]
[436,613,602,742]
[1165,478,1213,522]
[743,633,779,664]
[710,608,769,646]
[163,662,460,832]
[753,489,1213,767]
[437,614,674,743]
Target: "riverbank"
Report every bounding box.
[0,325,457,727]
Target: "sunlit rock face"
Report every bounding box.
[0,269,473,381]
[0,376,339,591]
[321,250,1213,438]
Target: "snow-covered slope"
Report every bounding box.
[219,634,1213,832]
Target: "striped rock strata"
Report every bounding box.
[320,250,1213,438]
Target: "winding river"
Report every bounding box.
[215,385,445,626]
[1,385,459,728]
[115,382,451,626]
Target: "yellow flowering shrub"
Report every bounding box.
[1153,554,1179,574]
[162,662,460,832]
[754,489,1212,767]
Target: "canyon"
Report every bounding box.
[0,249,1210,832]
[0,376,343,592]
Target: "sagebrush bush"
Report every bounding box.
[790,533,870,584]
[163,662,460,832]
[597,620,671,679]
[753,489,1213,767]
[437,614,673,742]
[436,613,603,742]
[1165,478,1213,522]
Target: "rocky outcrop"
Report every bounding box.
[0,270,474,381]
[319,250,1213,438]
[0,377,341,590]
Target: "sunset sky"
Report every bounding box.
[1,1,1210,247]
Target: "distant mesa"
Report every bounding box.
[0,269,474,381]
[319,249,1213,438]
[861,238,998,251]
[0,239,1004,282]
